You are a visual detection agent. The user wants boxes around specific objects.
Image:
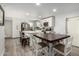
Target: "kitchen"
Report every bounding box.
[0,3,79,56]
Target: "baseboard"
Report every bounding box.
[72,45,79,48]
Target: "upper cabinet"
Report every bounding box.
[40,16,55,31]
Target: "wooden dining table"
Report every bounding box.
[33,33,70,56]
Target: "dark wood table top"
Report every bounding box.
[33,33,70,43]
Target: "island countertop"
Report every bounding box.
[33,33,70,43]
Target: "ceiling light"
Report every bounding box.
[36,3,40,5]
[53,9,57,12]
[38,16,42,18]
[26,13,30,16]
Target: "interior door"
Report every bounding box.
[67,18,79,47]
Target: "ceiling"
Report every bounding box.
[1,3,79,19]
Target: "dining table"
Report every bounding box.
[33,33,70,56]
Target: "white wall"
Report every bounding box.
[5,20,12,37]
[0,26,5,55]
[12,18,24,37]
[54,11,79,34]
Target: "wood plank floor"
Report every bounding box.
[4,38,79,56]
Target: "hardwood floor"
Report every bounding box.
[71,46,79,56]
[4,38,79,56]
[4,38,33,56]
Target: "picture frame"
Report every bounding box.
[0,5,4,26]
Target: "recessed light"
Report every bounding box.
[38,16,42,18]
[53,9,57,12]
[36,3,40,5]
[26,13,30,16]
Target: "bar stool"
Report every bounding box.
[20,32,30,47]
[22,37,30,47]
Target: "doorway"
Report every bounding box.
[5,20,13,38]
[66,16,79,47]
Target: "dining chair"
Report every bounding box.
[31,34,48,56]
[37,41,48,56]
[53,36,72,56]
